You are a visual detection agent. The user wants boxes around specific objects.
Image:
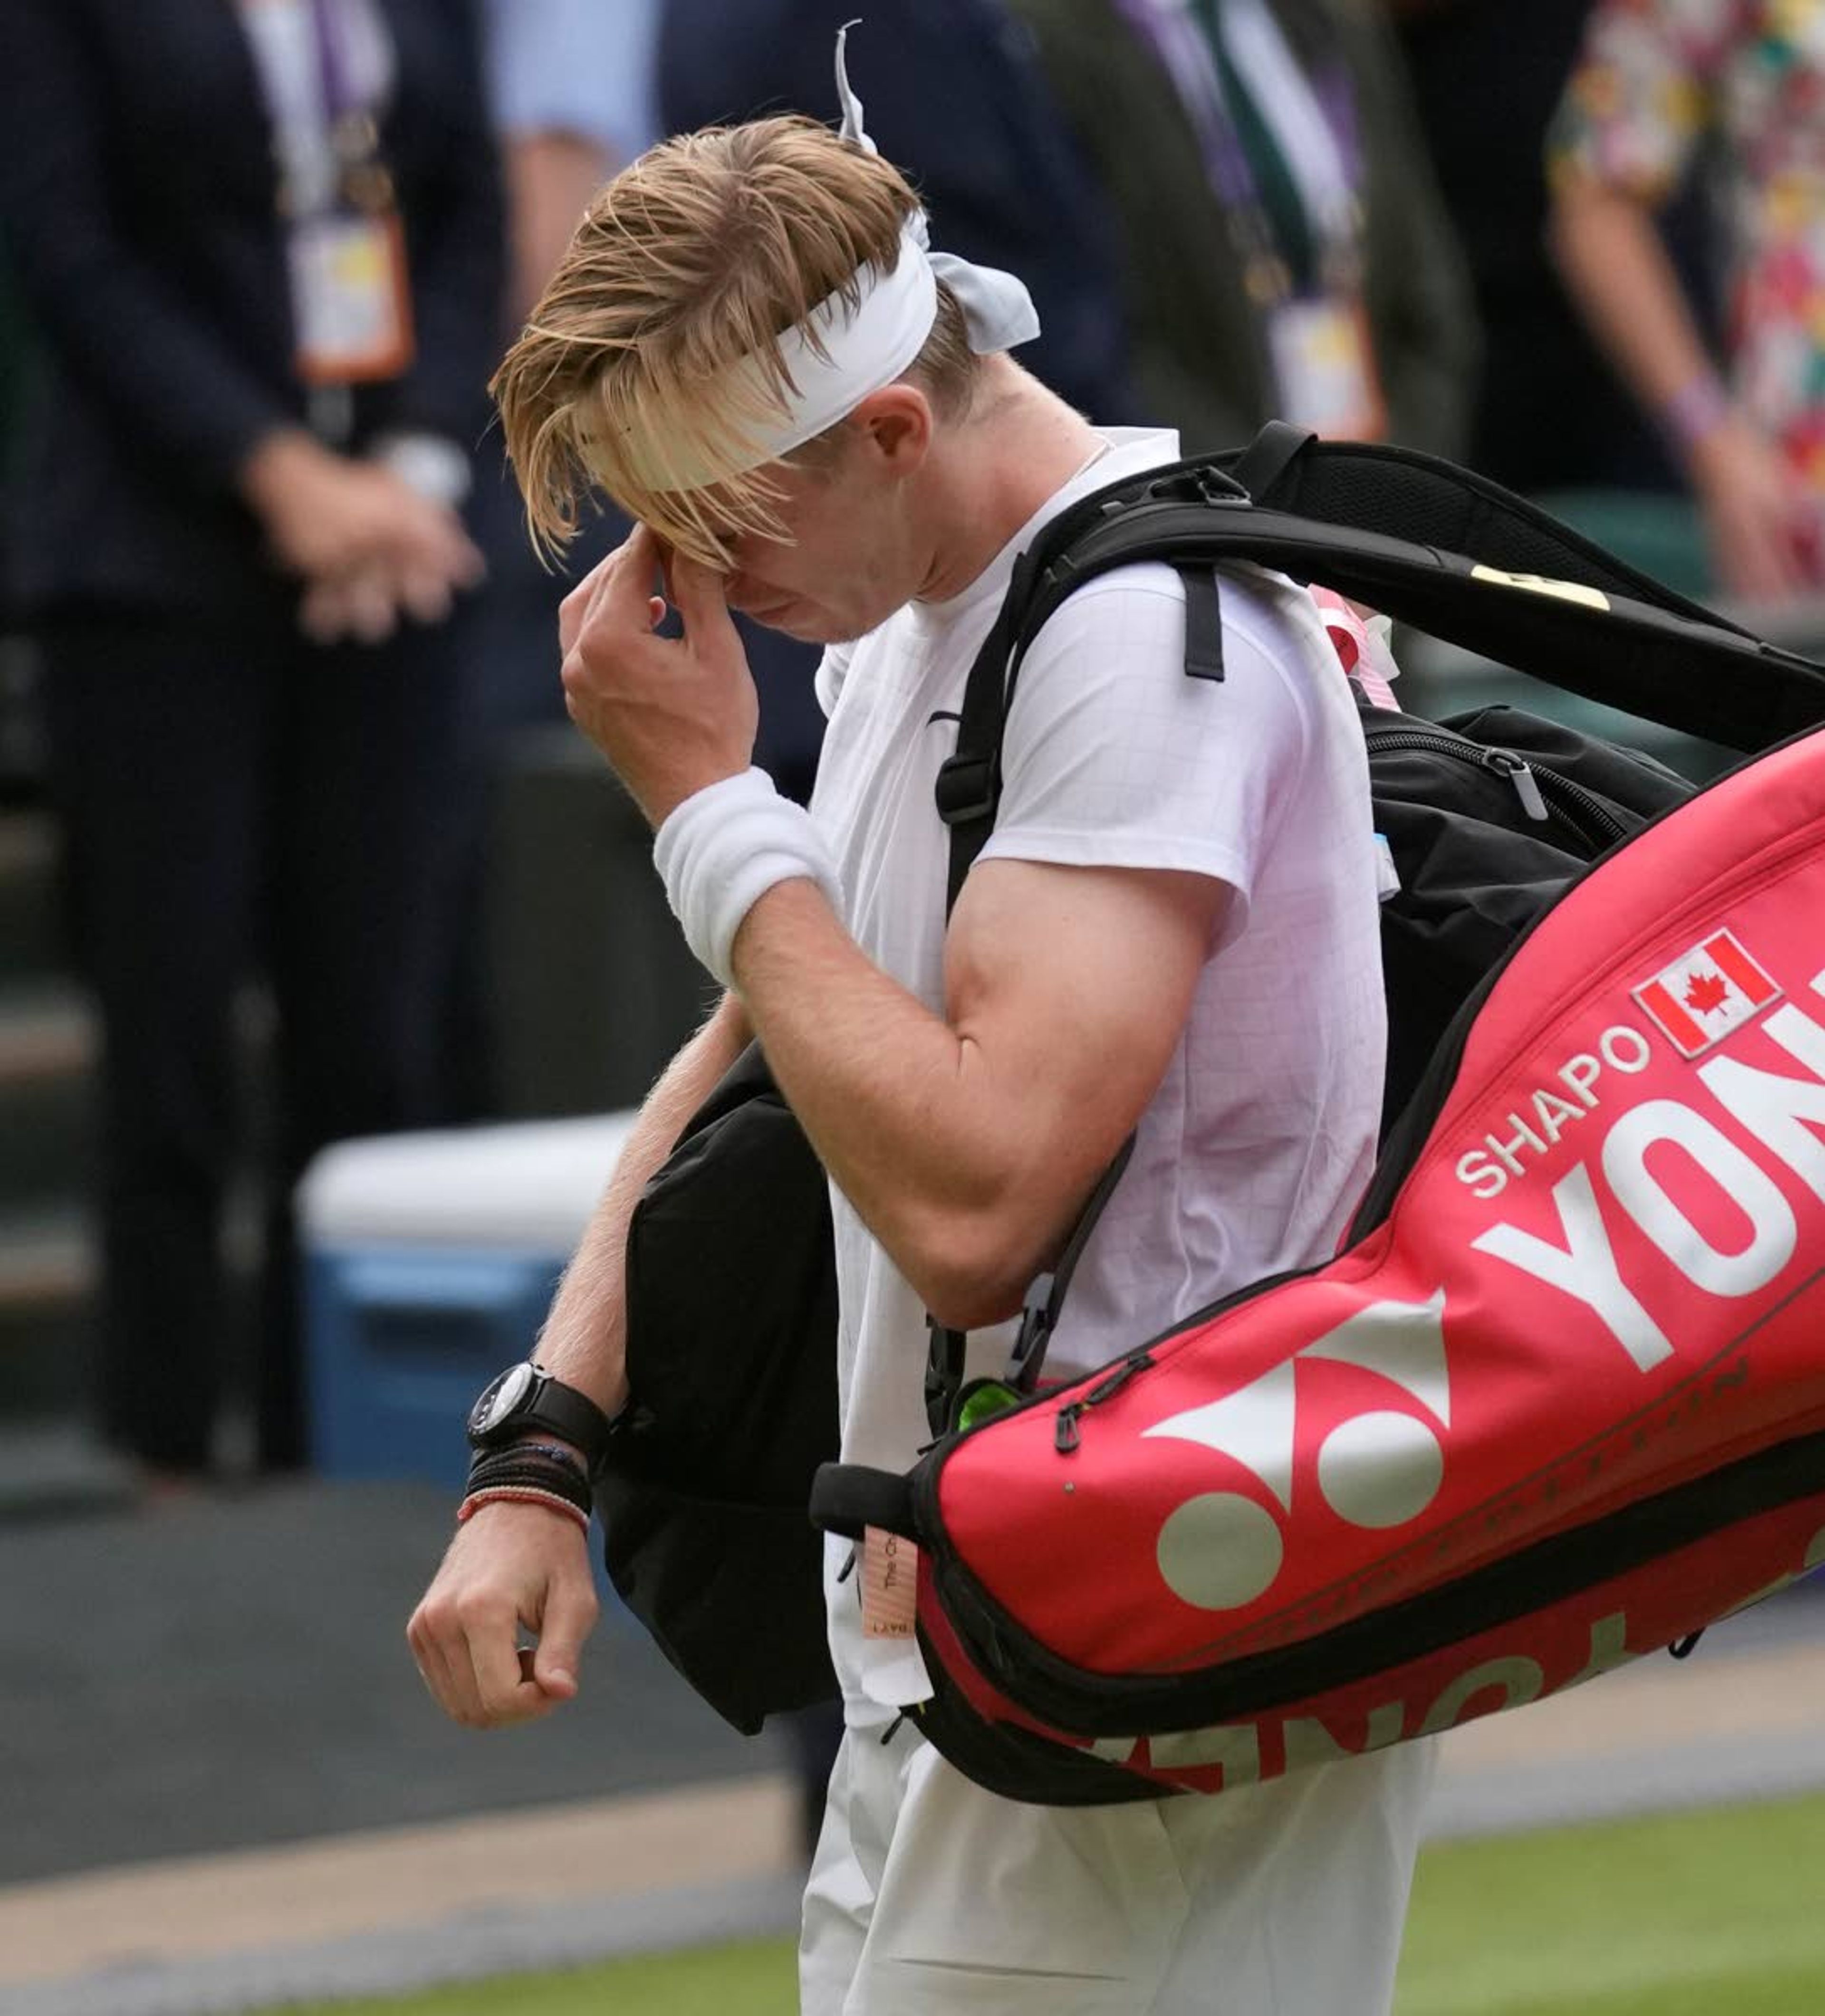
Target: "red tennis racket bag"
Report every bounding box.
[811,432,1825,1805]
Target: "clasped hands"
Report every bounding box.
[243,428,486,645]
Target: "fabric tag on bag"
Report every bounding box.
[861,1526,920,1639]
[1373,832,1402,903]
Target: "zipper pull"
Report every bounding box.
[1487,748,1548,821]
[1084,1351,1155,1407]
[1054,1353,1154,1456]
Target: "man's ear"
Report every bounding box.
[849,383,932,474]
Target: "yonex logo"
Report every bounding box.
[1143,1289,1449,1612]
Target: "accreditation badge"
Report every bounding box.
[1267,294,1387,442]
[288,209,415,384]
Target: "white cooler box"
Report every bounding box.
[299,1113,639,1488]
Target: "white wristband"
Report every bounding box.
[653,767,843,985]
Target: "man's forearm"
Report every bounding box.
[532,990,750,1413]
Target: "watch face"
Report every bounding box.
[471,1361,535,1439]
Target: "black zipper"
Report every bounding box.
[1364,724,1632,849]
[931,1423,1825,1739]
[1054,1350,1156,1454]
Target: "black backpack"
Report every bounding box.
[604,425,1820,1735]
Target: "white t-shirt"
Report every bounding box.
[808,427,1386,1706]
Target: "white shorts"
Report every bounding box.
[799,1714,1437,2016]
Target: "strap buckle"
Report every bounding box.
[1009,1270,1057,1391]
[934,751,996,826]
[924,1315,966,1438]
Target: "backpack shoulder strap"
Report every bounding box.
[939,426,1825,911]
[1215,426,1742,629]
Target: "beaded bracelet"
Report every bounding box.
[458,1483,590,1534]
[461,1445,592,1528]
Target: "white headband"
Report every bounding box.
[617,21,1041,493]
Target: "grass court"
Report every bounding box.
[270,1789,1825,2015]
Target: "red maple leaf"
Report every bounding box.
[1683,970,1732,1017]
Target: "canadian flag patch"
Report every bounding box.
[1632,929,1782,1058]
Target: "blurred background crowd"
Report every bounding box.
[0,0,1821,1510]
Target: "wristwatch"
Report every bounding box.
[466,1361,622,1473]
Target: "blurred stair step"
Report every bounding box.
[0,979,93,1206]
[0,809,62,985]
[0,1193,267,1426]
[0,1205,91,1419]
[0,1418,133,1521]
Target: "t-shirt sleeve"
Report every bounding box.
[976,564,1319,943]
[1546,0,1734,204]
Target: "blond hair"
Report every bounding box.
[492,116,982,569]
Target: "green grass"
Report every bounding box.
[273,1794,1825,2016]
[1394,1794,1825,2016]
[273,1938,799,2016]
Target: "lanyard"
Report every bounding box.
[308,0,358,122]
[1117,0,1362,303]
[1213,0,1359,249]
[240,0,392,214]
[309,0,391,199]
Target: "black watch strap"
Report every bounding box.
[468,1363,621,1472]
[523,1370,618,1469]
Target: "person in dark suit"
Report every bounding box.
[1010,0,1479,457]
[0,0,506,1488]
[656,0,1143,810]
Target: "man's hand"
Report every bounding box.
[558,522,760,826]
[407,1501,599,1728]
